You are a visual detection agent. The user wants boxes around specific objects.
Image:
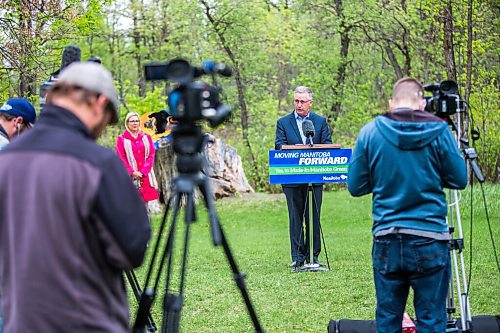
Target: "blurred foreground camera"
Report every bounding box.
[424,80,465,117]
[144,58,232,127]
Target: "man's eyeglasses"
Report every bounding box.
[128,120,140,123]
[294,99,311,105]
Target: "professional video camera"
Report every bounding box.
[424,80,465,117]
[144,58,232,174]
[144,58,232,127]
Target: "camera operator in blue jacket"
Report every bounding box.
[347,77,467,333]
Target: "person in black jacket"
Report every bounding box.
[275,86,332,268]
[0,62,151,332]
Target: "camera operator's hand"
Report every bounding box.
[132,171,143,180]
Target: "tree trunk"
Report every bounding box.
[384,44,404,79]
[154,137,253,202]
[465,0,473,105]
[330,30,350,126]
[200,0,262,187]
[328,0,351,133]
[18,2,35,96]
[400,0,411,76]
[442,1,456,81]
[131,0,145,96]
[277,58,291,114]
[154,144,177,203]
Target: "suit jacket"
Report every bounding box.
[275,111,332,149]
[274,111,332,187]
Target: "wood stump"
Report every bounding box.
[153,136,253,202]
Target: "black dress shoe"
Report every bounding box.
[289,260,304,268]
[313,257,325,266]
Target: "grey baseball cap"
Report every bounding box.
[57,62,119,124]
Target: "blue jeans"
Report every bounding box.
[372,234,450,333]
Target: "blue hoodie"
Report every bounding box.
[347,108,467,235]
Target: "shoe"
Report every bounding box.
[313,257,325,266]
[288,260,304,268]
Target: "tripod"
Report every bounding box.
[446,188,473,332]
[133,124,264,333]
[445,98,485,332]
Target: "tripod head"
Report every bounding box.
[446,116,485,184]
[172,124,205,174]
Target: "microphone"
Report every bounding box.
[423,83,441,92]
[200,61,233,77]
[40,45,82,108]
[302,119,315,146]
[59,45,82,73]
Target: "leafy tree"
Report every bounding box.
[0,0,106,100]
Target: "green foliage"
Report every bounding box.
[123,86,168,117]
[1,0,498,186]
[0,0,107,100]
[468,78,500,182]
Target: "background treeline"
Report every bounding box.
[1,0,498,191]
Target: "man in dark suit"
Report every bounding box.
[275,86,332,268]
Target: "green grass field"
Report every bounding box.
[129,185,499,332]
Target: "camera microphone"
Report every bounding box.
[201,61,232,77]
[423,83,441,92]
[60,45,82,72]
[424,80,458,94]
[40,45,82,109]
[302,119,315,146]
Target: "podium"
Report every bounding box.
[269,144,351,272]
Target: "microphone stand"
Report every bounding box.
[307,135,314,147]
[292,136,331,273]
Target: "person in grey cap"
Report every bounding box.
[0,62,151,332]
[0,97,37,150]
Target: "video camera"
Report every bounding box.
[424,80,465,117]
[144,58,232,174]
[144,58,232,127]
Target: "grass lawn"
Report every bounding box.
[129,185,499,332]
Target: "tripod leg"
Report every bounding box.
[218,223,265,333]
[134,195,182,333]
[162,192,195,333]
[126,270,157,332]
[126,270,141,301]
[198,178,264,332]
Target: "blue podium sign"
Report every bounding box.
[269,148,352,184]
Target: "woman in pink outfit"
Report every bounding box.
[116,112,160,206]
